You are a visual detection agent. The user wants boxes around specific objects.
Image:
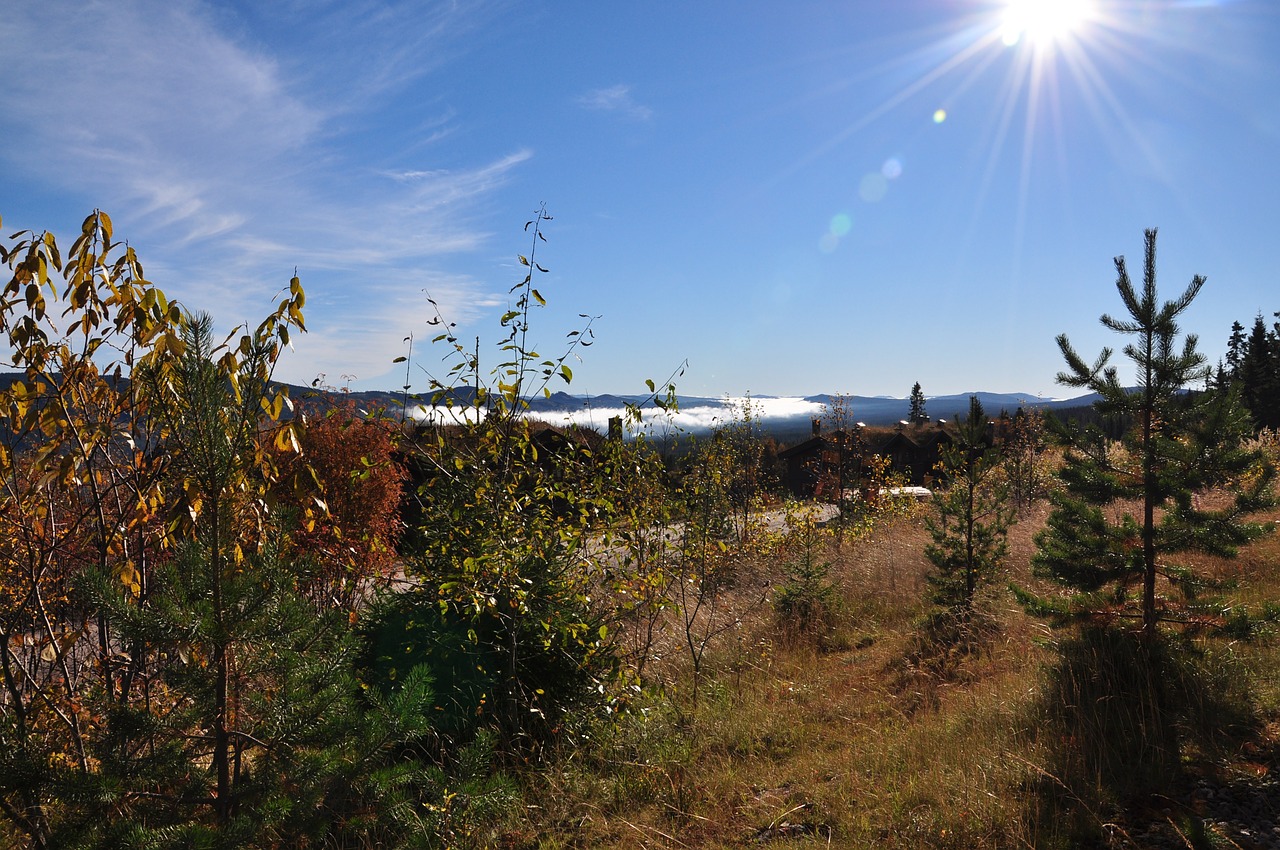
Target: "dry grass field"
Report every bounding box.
[516,490,1280,850]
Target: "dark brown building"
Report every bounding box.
[778,422,955,498]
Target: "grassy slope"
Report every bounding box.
[517,493,1280,850]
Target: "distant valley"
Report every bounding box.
[304,383,1099,443]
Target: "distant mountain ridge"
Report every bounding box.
[798,391,1062,423]
[0,372,1105,437]
[384,387,1102,432]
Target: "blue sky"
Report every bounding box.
[2,1,1277,400]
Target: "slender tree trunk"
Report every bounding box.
[210,506,231,824]
[1142,348,1158,640]
[964,468,976,609]
[0,641,51,847]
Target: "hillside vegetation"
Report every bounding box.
[1,212,1278,850]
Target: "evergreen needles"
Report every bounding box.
[1027,228,1277,636]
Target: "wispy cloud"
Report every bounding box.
[281,271,498,388]
[577,85,654,121]
[385,169,449,183]
[0,0,526,387]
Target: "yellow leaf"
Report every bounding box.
[118,561,142,596]
[274,424,301,453]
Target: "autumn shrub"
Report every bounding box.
[998,405,1049,514]
[590,433,681,686]
[276,396,406,612]
[0,211,464,849]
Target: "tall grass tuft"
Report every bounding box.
[1027,627,1258,843]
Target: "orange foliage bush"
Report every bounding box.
[279,397,405,610]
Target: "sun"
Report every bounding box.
[1000,0,1095,48]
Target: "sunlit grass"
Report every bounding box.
[519,487,1280,849]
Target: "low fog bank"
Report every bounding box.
[532,397,828,436]
[357,388,1073,443]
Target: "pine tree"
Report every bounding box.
[924,396,1013,614]
[1237,313,1280,430]
[1225,319,1247,374]
[1028,229,1276,639]
[908,382,928,424]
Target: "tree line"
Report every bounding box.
[1220,310,1280,430]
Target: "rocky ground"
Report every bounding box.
[1111,770,1280,849]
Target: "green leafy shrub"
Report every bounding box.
[394,208,660,749]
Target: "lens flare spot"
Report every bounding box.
[859,172,888,203]
[829,212,853,237]
[818,232,839,254]
[933,108,947,124]
[881,158,903,180]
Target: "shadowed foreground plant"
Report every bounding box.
[1027,627,1256,843]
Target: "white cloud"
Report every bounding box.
[0,3,320,219]
[577,85,654,121]
[406,404,485,425]
[385,169,449,183]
